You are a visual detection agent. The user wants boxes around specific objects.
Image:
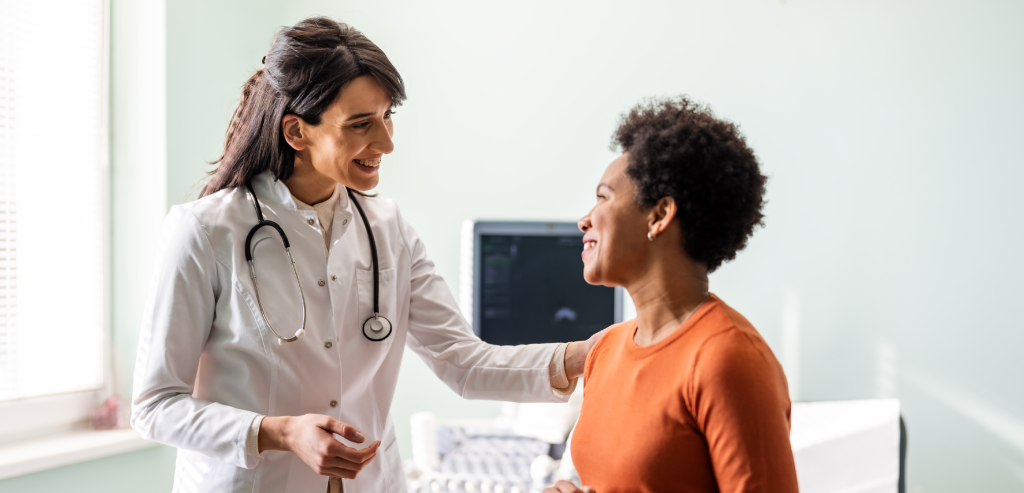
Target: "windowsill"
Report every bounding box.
[0,428,157,480]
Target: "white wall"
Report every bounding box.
[158,1,1024,491]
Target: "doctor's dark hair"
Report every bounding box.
[200,17,406,198]
[613,96,766,272]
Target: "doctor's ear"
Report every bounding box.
[281,114,308,151]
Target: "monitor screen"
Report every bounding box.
[476,232,616,345]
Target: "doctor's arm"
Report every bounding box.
[130,207,264,469]
[397,210,599,402]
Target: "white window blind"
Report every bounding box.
[0,0,107,402]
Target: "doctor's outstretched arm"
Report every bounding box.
[397,208,601,402]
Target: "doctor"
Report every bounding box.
[131,17,592,493]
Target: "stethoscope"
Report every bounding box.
[244,181,393,345]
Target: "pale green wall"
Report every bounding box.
[165,0,282,206]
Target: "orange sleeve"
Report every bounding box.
[689,329,798,493]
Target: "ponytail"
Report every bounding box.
[200,69,292,197]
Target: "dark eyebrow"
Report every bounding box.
[343,112,376,122]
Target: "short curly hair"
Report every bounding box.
[613,96,766,272]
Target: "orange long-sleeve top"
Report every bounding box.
[572,294,798,493]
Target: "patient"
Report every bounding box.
[546,97,797,493]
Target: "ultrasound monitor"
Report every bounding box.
[460,221,623,345]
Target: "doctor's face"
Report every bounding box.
[577,154,652,288]
[297,75,395,192]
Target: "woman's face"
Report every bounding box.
[578,154,652,287]
[300,75,395,191]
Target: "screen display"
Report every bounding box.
[478,234,615,345]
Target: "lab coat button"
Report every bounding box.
[325,341,333,349]
[307,218,315,225]
[331,275,337,281]
[330,400,338,408]
[318,279,326,287]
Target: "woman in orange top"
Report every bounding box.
[546,97,798,493]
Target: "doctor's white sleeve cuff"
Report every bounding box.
[246,414,265,460]
[549,343,579,396]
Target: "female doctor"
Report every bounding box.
[131,17,592,493]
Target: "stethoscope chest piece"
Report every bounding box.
[362,314,392,341]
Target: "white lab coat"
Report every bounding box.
[131,171,566,492]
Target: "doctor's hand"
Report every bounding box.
[543,481,596,493]
[564,327,611,379]
[259,414,381,479]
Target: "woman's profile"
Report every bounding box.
[547,97,797,493]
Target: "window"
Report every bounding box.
[0,0,108,437]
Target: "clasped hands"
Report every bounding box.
[259,414,380,479]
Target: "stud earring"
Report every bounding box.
[648,232,656,241]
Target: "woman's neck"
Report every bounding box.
[284,156,337,205]
[627,254,709,347]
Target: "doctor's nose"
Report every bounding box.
[371,119,395,155]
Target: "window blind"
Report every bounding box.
[0,0,107,401]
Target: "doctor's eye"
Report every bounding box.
[385,110,395,119]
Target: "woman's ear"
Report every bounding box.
[281,114,308,151]
[647,197,678,240]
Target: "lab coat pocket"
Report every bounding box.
[356,267,398,347]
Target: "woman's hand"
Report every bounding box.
[543,481,596,493]
[259,414,381,479]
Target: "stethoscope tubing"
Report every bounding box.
[347,188,393,341]
[244,181,392,345]
[245,182,308,344]
[347,189,379,315]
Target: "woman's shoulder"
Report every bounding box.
[596,319,636,349]
[584,319,636,371]
[697,295,769,351]
[691,297,785,387]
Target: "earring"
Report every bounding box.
[648,232,656,241]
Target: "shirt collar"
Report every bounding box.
[251,170,297,209]
[251,170,353,218]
